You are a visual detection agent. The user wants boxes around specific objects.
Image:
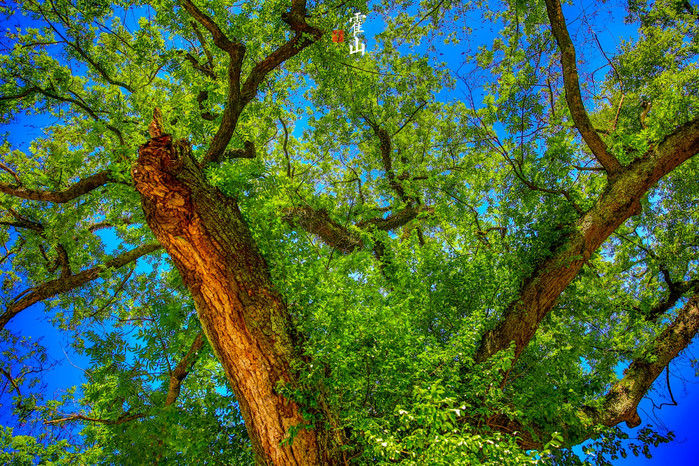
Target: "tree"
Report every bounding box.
[0,0,698,463]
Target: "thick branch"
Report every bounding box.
[544,0,622,175]
[364,118,409,202]
[240,0,321,104]
[180,0,239,53]
[222,140,256,160]
[596,294,699,427]
[0,170,114,203]
[484,297,699,448]
[185,53,217,80]
[180,0,244,166]
[647,277,699,320]
[357,205,425,231]
[283,205,428,253]
[283,207,363,254]
[475,116,699,364]
[0,243,161,330]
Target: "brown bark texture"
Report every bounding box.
[132,135,331,465]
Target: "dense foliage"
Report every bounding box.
[0,0,697,464]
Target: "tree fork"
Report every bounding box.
[132,135,338,465]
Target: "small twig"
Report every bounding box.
[654,366,678,410]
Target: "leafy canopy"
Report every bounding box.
[0,0,697,464]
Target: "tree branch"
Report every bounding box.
[484,294,699,448]
[0,163,22,186]
[283,204,430,253]
[544,0,622,175]
[221,140,256,160]
[45,332,204,431]
[41,0,134,92]
[0,170,114,203]
[189,20,215,76]
[44,411,146,426]
[165,332,205,406]
[0,243,162,330]
[2,209,72,277]
[26,84,125,145]
[356,205,426,231]
[363,117,411,202]
[282,207,363,254]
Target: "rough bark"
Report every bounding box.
[132,135,336,465]
[475,116,699,364]
[282,204,427,254]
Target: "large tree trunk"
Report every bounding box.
[132,135,331,465]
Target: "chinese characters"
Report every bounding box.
[349,12,366,56]
[332,12,367,56]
